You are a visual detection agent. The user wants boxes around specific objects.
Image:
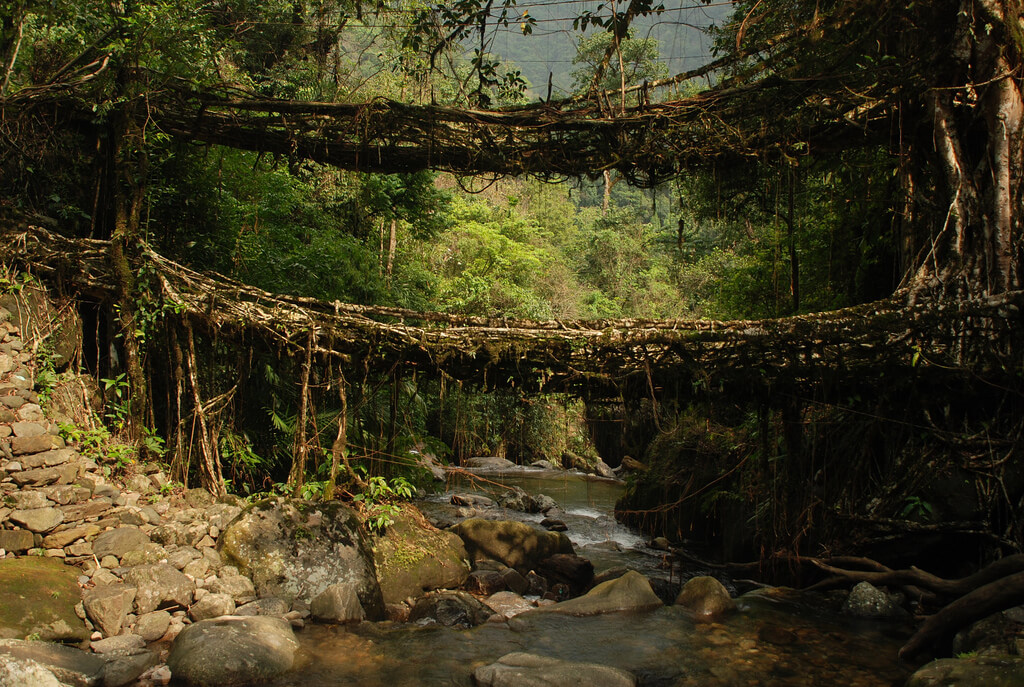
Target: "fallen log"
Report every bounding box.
[900,570,1024,659]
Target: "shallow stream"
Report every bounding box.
[271,468,919,686]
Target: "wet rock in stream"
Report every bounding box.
[474,652,636,687]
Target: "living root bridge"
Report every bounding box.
[3,223,1023,400]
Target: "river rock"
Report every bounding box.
[484,591,535,618]
[463,457,518,471]
[843,581,902,618]
[90,633,146,655]
[676,576,736,619]
[207,572,257,605]
[0,639,106,687]
[83,585,137,638]
[536,570,662,616]
[534,554,594,596]
[218,498,385,619]
[0,557,89,642]
[166,616,299,686]
[408,591,495,627]
[0,653,63,687]
[310,582,365,623]
[134,611,172,642]
[92,526,151,560]
[906,655,1024,686]
[9,507,63,533]
[593,460,617,480]
[371,504,469,604]
[0,529,35,553]
[123,563,195,614]
[8,490,51,510]
[497,486,541,512]
[235,597,290,617]
[473,652,636,687]
[450,518,575,573]
[189,593,236,622]
[450,493,494,508]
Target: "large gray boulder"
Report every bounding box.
[92,527,151,560]
[534,570,662,616]
[122,564,195,615]
[449,518,574,573]
[83,585,137,638]
[310,582,365,623]
[473,652,636,687]
[218,498,385,620]
[166,616,299,686]
[0,639,105,687]
[371,504,469,604]
[0,653,63,687]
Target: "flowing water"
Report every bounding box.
[270,468,919,686]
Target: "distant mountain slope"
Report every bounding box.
[488,0,733,99]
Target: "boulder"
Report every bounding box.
[218,498,385,620]
[0,529,35,553]
[843,581,903,618]
[189,593,236,622]
[92,526,151,560]
[234,597,290,617]
[450,493,495,508]
[534,554,594,596]
[0,557,89,642]
[449,518,574,573]
[466,569,507,597]
[473,652,636,687]
[535,570,662,616]
[675,576,736,619]
[0,639,106,687]
[123,563,195,614]
[497,486,541,513]
[207,573,256,605]
[8,507,63,533]
[310,582,365,623]
[483,591,535,619]
[0,653,63,687]
[906,655,1024,686]
[134,610,172,642]
[593,460,617,480]
[90,633,145,655]
[408,591,495,627]
[371,504,469,604]
[463,457,517,471]
[83,585,137,638]
[166,616,299,686]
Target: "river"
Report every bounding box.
[270,467,917,686]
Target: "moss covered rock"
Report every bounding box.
[372,504,469,604]
[0,557,88,642]
[449,518,574,573]
[675,575,735,619]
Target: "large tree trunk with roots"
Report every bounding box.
[908,0,1023,298]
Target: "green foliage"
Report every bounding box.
[901,496,934,520]
[571,30,668,95]
[353,475,415,533]
[100,374,130,431]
